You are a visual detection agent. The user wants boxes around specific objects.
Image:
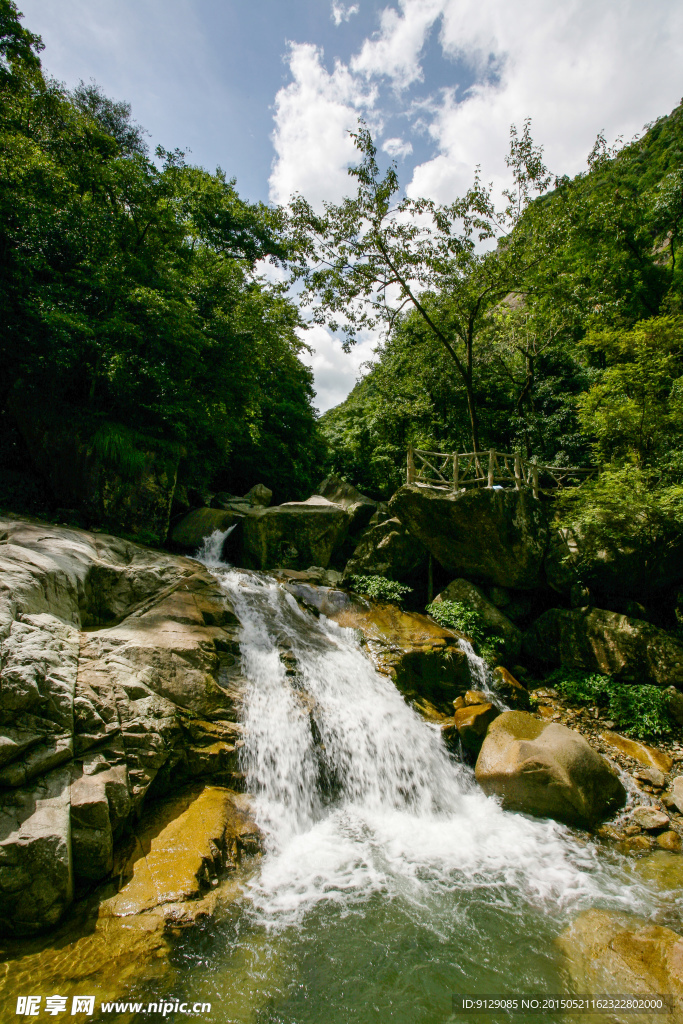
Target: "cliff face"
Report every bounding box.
[0,516,247,936]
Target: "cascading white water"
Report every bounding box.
[175,550,675,1021]
[204,564,649,934]
[196,524,236,566]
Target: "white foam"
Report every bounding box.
[206,568,643,933]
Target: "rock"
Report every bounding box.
[317,475,376,532]
[557,909,683,1016]
[491,666,531,710]
[523,607,683,688]
[452,703,499,754]
[632,806,670,832]
[546,521,683,605]
[0,768,73,936]
[672,776,683,814]
[431,579,522,660]
[242,497,351,570]
[601,732,674,774]
[388,485,548,589]
[488,586,510,608]
[0,515,249,933]
[245,483,272,507]
[327,600,470,712]
[657,831,681,852]
[171,507,244,552]
[667,687,683,726]
[453,696,466,710]
[103,785,261,917]
[475,711,626,826]
[343,517,427,582]
[464,690,489,705]
[635,767,666,788]
[0,788,262,1017]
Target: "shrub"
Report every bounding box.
[348,575,412,603]
[426,599,502,665]
[546,668,674,739]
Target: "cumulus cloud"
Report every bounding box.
[409,0,683,204]
[270,0,683,407]
[331,2,360,26]
[382,136,413,158]
[351,0,443,89]
[299,325,377,413]
[269,42,376,207]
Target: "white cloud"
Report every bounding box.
[299,326,377,413]
[331,2,360,26]
[409,0,683,203]
[269,43,376,207]
[351,0,443,90]
[270,0,683,408]
[382,136,413,159]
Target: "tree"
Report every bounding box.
[576,315,683,469]
[291,122,552,451]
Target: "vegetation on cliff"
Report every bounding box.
[318,106,683,502]
[0,0,323,516]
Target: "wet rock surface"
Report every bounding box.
[557,909,683,1023]
[0,516,248,935]
[327,599,471,712]
[475,710,627,826]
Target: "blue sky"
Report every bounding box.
[18,0,683,410]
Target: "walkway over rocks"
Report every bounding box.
[406,446,596,498]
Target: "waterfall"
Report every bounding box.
[457,636,497,698]
[200,565,636,932]
[195,524,236,566]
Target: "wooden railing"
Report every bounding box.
[406,446,596,498]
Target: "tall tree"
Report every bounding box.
[290,122,552,451]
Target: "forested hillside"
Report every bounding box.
[0,0,323,526]
[319,105,683,502]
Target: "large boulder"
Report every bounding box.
[557,909,683,1016]
[343,517,428,582]
[0,515,249,934]
[242,496,351,570]
[328,599,470,712]
[389,485,548,589]
[475,710,626,826]
[171,507,244,553]
[523,607,683,689]
[431,579,522,660]
[317,475,377,532]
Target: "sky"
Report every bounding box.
[18,0,683,412]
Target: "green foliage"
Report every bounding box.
[576,316,683,467]
[427,599,481,636]
[426,599,501,664]
[546,668,674,739]
[320,103,683,495]
[0,2,323,511]
[348,575,412,603]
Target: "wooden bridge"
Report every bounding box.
[406,446,596,498]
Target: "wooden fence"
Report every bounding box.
[406,446,596,498]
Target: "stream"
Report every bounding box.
[166,533,678,1024]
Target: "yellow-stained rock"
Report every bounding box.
[601,731,673,773]
[103,785,261,917]
[557,909,683,1023]
[330,601,470,711]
